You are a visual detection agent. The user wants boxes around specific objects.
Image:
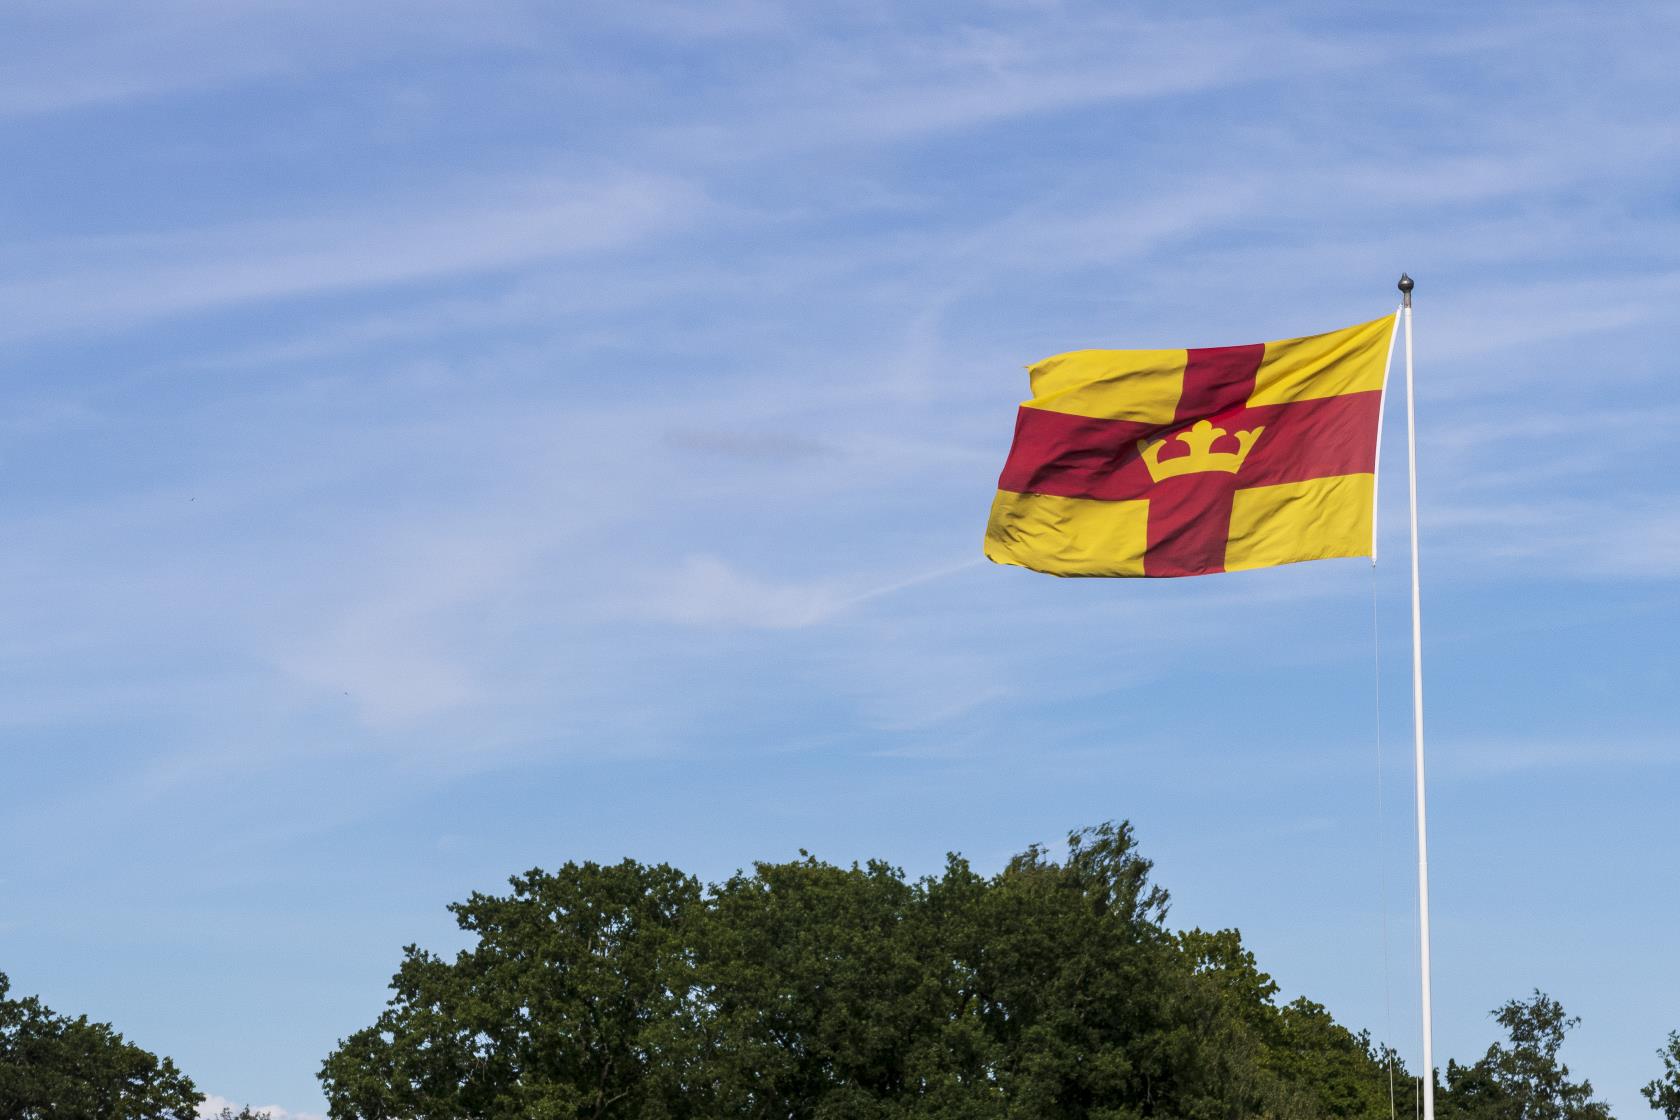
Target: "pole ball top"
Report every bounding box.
[1398,273,1415,293]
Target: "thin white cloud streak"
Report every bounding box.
[135,163,1678,403]
[1427,498,1680,580]
[631,556,854,630]
[19,3,1600,369]
[585,0,794,41]
[637,11,1384,164]
[0,0,541,117]
[0,172,704,340]
[628,555,985,631]
[154,181,1252,381]
[771,28,1339,146]
[1432,737,1679,780]
[8,1,1671,370]
[1422,403,1680,499]
[1417,272,1680,370]
[0,3,1358,140]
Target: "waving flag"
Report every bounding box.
[984,315,1395,577]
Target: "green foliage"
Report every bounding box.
[1176,930,1413,1120]
[698,852,945,1115]
[319,858,704,1119]
[1440,991,1611,1120]
[322,822,1407,1120]
[3,831,1636,1120]
[0,970,202,1120]
[1269,999,1415,1120]
[1643,1032,1680,1120]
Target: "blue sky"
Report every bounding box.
[2,2,1677,1116]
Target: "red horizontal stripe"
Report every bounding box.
[997,391,1380,502]
[995,408,1155,499]
[1238,391,1381,488]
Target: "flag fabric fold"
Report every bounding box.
[984,314,1395,578]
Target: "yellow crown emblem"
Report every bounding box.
[1137,419,1264,483]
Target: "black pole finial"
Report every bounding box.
[1398,272,1414,308]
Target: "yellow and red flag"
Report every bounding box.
[984,314,1395,578]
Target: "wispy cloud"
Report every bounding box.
[0,1,539,117]
[1433,736,1678,779]
[626,555,983,631]
[663,428,835,462]
[198,1094,323,1120]
[1428,497,1680,580]
[641,11,1383,161]
[0,172,704,339]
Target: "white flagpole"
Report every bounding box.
[1371,309,1402,563]
[1399,272,1436,1120]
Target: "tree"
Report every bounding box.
[697,852,958,1118]
[1644,1032,1680,1120]
[1268,999,1415,1120]
[0,970,202,1120]
[968,823,1232,1119]
[320,822,1427,1120]
[1176,928,1411,1120]
[319,858,706,1119]
[1440,991,1611,1120]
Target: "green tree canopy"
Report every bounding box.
[1440,991,1611,1120]
[320,857,704,1119]
[0,970,201,1120]
[321,822,1410,1120]
[1644,1032,1680,1120]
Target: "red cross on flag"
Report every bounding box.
[984,314,1396,577]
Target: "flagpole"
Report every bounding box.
[1399,272,1436,1120]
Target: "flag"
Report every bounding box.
[984,314,1395,578]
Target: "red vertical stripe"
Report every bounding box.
[1136,343,1264,576]
[1174,344,1264,422]
[1143,475,1237,577]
